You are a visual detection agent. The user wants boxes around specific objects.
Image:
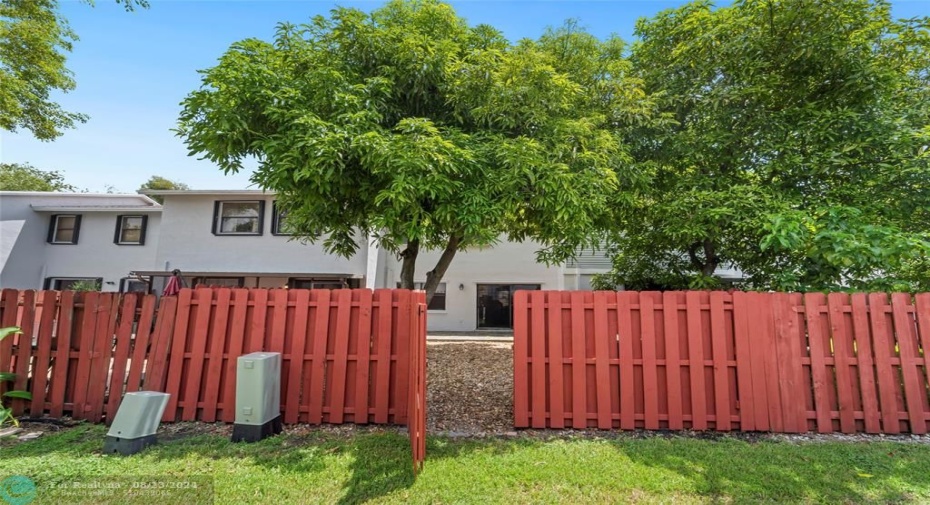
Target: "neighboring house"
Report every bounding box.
[0,192,162,292]
[0,190,740,332]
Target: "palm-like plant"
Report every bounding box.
[1,327,32,428]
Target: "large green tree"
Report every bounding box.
[0,0,147,140]
[596,0,930,292]
[177,0,650,301]
[0,162,75,191]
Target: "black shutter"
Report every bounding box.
[114,215,124,244]
[47,215,58,243]
[72,215,82,244]
[211,201,221,234]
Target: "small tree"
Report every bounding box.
[177,0,651,303]
[0,162,75,192]
[138,175,190,203]
[0,327,31,427]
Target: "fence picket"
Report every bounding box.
[868,293,901,433]
[530,290,548,428]
[827,293,857,433]
[202,288,231,423]
[309,290,332,424]
[330,290,353,424]
[890,293,927,434]
[850,294,881,433]
[354,289,374,424]
[617,292,636,430]
[48,291,75,418]
[105,293,137,424]
[513,291,529,428]
[772,293,804,433]
[126,295,156,394]
[10,291,37,417]
[284,289,310,424]
[709,292,731,431]
[547,291,566,429]
[640,293,660,430]
[221,289,249,423]
[30,291,58,417]
[915,294,930,433]
[663,292,685,430]
[593,291,613,429]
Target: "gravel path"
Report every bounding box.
[427,341,513,435]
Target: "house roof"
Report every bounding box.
[0,192,163,212]
[140,189,274,196]
[130,270,360,278]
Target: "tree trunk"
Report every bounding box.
[687,238,719,277]
[422,235,462,305]
[701,238,718,276]
[399,239,419,290]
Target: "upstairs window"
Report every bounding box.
[45,277,102,290]
[114,215,148,245]
[213,201,264,235]
[47,215,81,244]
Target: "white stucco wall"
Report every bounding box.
[390,239,564,331]
[0,193,161,291]
[154,193,368,277]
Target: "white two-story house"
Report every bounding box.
[1,190,617,332]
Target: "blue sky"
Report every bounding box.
[2,0,927,193]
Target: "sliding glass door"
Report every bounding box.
[476,284,541,328]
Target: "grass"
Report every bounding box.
[2,425,930,504]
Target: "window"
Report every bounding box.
[289,278,348,289]
[272,201,293,235]
[47,215,81,244]
[120,277,150,293]
[45,277,102,290]
[114,215,148,245]
[397,282,446,311]
[212,201,264,235]
[193,277,244,288]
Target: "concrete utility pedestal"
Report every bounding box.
[231,352,283,443]
[103,391,170,455]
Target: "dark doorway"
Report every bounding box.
[477,284,541,328]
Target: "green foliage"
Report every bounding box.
[599,0,930,292]
[67,279,101,292]
[0,162,75,191]
[177,0,649,297]
[0,0,148,140]
[138,175,190,203]
[0,327,31,428]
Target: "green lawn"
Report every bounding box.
[2,425,930,504]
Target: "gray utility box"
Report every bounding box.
[231,352,283,443]
[103,391,170,456]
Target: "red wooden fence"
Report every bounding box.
[513,290,930,434]
[0,288,427,433]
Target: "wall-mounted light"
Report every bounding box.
[459,283,465,291]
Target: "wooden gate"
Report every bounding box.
[408,292,427,473]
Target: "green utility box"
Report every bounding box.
[231,352,283,442]
[103,391,170,455]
